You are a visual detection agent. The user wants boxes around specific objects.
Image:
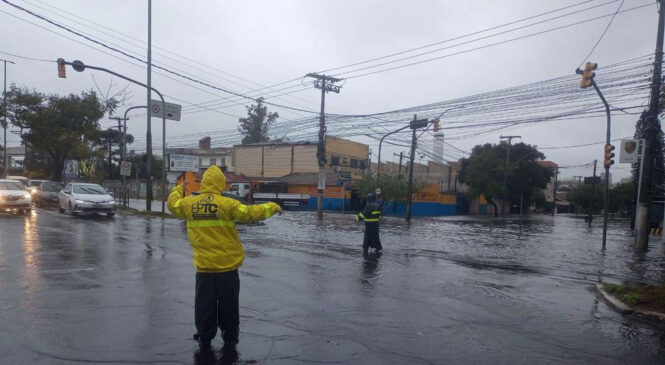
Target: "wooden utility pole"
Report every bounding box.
[306,73,342,220]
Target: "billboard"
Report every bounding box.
[169,154,199,172]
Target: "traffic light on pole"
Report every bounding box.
[57,58,66,78]
[579,62,597,89]
[433,118,440,132]
[604,144,615,167]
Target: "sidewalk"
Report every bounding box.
[126,198,167,212]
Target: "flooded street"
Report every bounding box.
[1,209,664,364]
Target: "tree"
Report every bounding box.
[238,97,279,144]
[125,152,163,180]
[3,86,108,181]
[459,142,553,216]
[357,173,427,204]
[566,184,603,214]
[99,128,134,179]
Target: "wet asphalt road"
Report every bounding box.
[0,208,664,364]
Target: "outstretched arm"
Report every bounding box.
[231,201,282,224]
[167,185,186,219]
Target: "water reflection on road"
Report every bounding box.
[0,209,663,364]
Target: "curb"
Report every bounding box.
[595,284,634,314]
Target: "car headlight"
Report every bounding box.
[75,199,85,204]
[23,193,31,199]
[107,200,116,204]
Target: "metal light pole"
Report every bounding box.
[377,106,464,178]
[59,59,165,211]
[2,59,14,179]
[123,106,147,206]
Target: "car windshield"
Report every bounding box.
[42,183,63,192]
[0,182,25,190]
[29,181,41,187]
[73,185,107,195]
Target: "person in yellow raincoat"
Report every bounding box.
[168,165,281,352]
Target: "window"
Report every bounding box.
[350,159,358,168]
[359,160,368,170]
[199,158,203,167]
[244,184,250,189]
[331,155,340,166]
[210,158,217,166]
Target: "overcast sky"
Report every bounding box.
[0,0,660,180]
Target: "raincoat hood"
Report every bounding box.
[200,165,226,194]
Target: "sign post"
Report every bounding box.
[120,161,132,176]
[149,99,182,212]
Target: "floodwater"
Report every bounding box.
[0,208,664,364]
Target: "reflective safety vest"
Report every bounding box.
[356,202,382,223]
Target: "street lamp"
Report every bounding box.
[58,59,167,212]
[377,105,464,178]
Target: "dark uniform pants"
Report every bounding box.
[195,270,240,344]
[363,223,382,251]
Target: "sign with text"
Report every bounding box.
[584,176,601,184]
[150,99,182,121]
[120,161,132,176]
[169,154,199,172]
[619,139,641,164]
[318,168,326,190]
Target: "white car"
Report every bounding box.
[59,183,116,217]
[0,179,32,215]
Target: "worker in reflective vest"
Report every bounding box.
[355,193,383,253]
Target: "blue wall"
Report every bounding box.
[381,201,457,217]
[305,197,351,211]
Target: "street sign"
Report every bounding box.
[338,171,351,181]
[409,118,429,129]
[619,139,641,164]
[120,161,132,177]
[169,154,199,172]
[318,168,326,190]
[375,188,381,195]
[150,99,182,121]
[584,176,601,184]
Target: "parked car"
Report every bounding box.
[0,179,32,214]
[32,181,64,207]
[26,179,48,196]
[59,183,116,217]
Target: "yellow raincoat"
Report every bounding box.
[168,166,281,272]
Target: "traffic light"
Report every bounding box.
[580,62,597,89]
[57,58,66,78]
[604,144,615,167]
[433,118,440,132]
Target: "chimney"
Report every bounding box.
[199,136,211,150]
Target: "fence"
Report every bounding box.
[103,180,176,207]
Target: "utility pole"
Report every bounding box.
[395,152,404,178]
[500,135,521,215]
[405,115,429,221]
[145,0,153,211]
[552,167,559,216]
[306,73,342,220]
[635,0,665,251]
[573,175,583,215]
[589,159,597,227]
[2,59,15,179]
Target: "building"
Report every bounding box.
[2,146,25,169]
[234,136,369,178]
[166,136,234,183]
[537,161,559,203]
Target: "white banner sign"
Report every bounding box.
[150,99,182,121]
[169,154,199,172]
[318,168,326,190]
[120,161,132,176]
[619,139,641,164]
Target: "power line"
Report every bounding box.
[578,0,626,68]
[1,0,320,114]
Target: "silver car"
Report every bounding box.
[59,183,116,217]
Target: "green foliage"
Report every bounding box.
[125,152,163,180]
[238,97,279,145]
[357,173,426,203]
[459,142,553,215]
[99,128,134,179]
[609,182,635,214]
[3,86,108,181]
[623,293,645,306]
[566,184,603,214]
